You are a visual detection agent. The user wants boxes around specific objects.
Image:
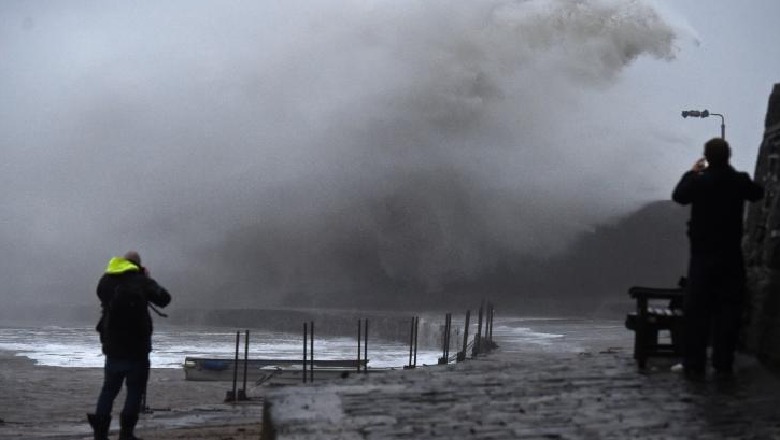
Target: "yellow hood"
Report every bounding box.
[104,257,141,275]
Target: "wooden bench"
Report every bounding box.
[625,284,684,369]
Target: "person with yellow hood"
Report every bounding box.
[87,251,171,440]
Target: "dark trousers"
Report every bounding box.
[683,252,745,373]
[95,357,149,416]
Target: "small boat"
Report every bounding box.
[182,356,386,384]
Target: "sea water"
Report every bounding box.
[0,316,628,369]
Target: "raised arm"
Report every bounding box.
[740,172,764,202]
[672,171,698,205]
[143,277,171,308]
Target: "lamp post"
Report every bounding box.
[681,109,725,139]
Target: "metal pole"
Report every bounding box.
[711,113,725,139]
[484,304,488,342]
[310,321,314,383]
[459,310,470,362]
[440,313,451,364]
[231,330,239,400]
[141,349,149,411]
[242,329,249,398]
[408,316,415,368]
[303,323,308,384]
[413,316,419,367]
[485,303,491,344]
[363,319,368,374]
[489,304,495,341]
[357,319,362,373]
[473,301,484,357]
[446,313,452,360]
[444,313,450,364]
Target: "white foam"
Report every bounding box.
[0,326,441,369]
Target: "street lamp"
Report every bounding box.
[681,109,726,139]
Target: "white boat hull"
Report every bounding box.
[182,357,386,384]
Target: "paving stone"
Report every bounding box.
[264,337,780,439]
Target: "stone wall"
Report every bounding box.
[743,83,780,365]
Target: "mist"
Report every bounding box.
[0,0,684,312]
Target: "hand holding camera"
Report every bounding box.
[692,158,708,173]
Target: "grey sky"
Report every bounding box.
[1,0,778,310]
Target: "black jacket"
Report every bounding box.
[672,164,763,255]
[96,257,171,359]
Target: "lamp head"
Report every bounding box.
[681,109,710,118]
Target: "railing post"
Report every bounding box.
[458,310,470,362]
[229,330,240,401]
[363,319,368,374]
[413,316,419,367]
[309,321,314,383]
[240,329,249,400]
[473,301,484,357]
[489,303,495,342]
[484,303,489,344]
[445,313,449,363]
[407,316,415,368]
[357,319,362,373]
[303,323,308,384]
[444,313,452,364]
[439,313,452,365]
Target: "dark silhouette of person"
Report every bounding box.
[87,251,171,440]
[672,138,763,380]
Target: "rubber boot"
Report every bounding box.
[119,412,142,440]
[86,413,111,440]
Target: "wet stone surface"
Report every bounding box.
[265,348,780,439]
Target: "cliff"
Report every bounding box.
[743,83,780,365]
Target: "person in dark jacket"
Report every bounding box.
[672,138,763,380]
[87,251,171,440]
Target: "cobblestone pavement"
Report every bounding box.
[264,344,780,439]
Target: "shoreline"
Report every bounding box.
[0,350,264,439]
[0,317,629,438]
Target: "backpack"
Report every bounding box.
[100,283,150,352]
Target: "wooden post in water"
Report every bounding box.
[303,323,308,384]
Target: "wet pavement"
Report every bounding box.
[264,341,780,439]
